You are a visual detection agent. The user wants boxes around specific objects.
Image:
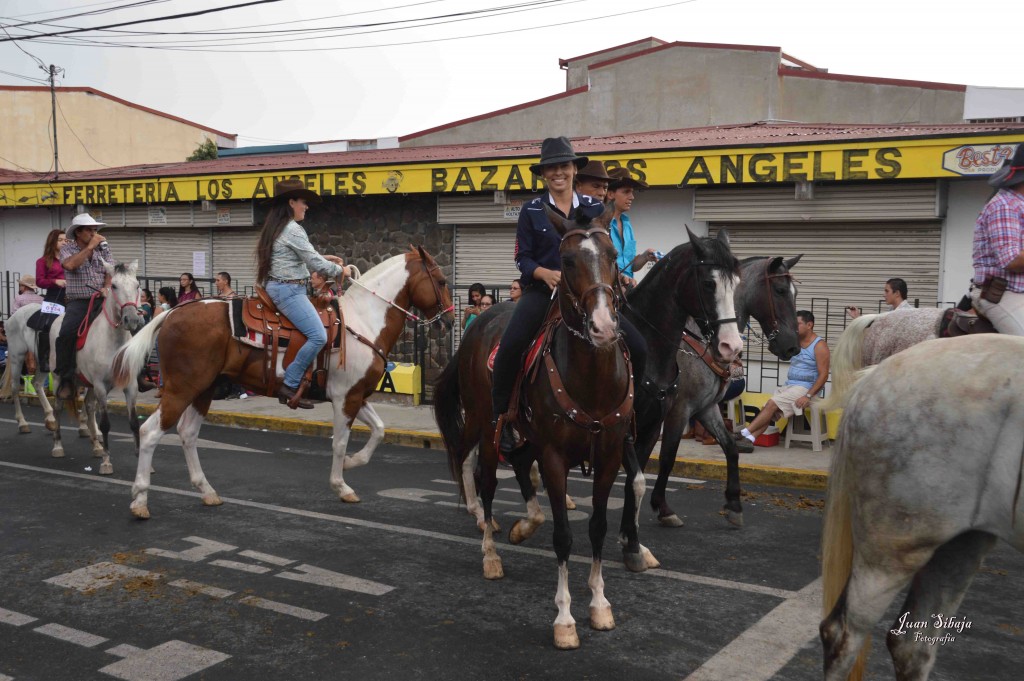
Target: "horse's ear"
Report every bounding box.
[541,203,571,237]
[416,245,430,263]
[784,254,803,270]
[768,256,785,273]
[685,225,707,260]
[127,259,139,276]
[590,206,613,231]
[716,228,731,247]
[102,260,115,276]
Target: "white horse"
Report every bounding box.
[0,261,145,472]
[110,247,453,519]
[820,334,1024,681]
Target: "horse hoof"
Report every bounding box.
[623,550,647,573]
[508,520,529,545]
[589,606,615,631]
[565,495,577,510]
[658,513,684,528]
[483,557,504,580]
[51,447,65,458]
[340,492,361,503]
[553,623,579,650]
[641,546,661,570]
[202,494,223,507]
[18,425,31,434]
[725,510,744,528]
[131,505,151,520]
[99,463,113,476]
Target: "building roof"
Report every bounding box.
[3,122,1023,185]
[0,85,237,141]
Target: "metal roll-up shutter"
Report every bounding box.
[452,224,520,347]
[710,221,942,331]
[125,204,195,227]
[212,229,259,295]
[439,193,534,224]
[194,201,255,228]
[143,228,213,285]
[695,183,941,222]
[102,229,146,272]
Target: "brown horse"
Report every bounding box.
[112,246,453,519]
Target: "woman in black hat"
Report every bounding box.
[490,137,647,451]
[256,179,348,408]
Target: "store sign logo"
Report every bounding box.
[943,144,1017,176]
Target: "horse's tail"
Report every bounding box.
[111,314,167,389]
[823,313,879,412]
[820,417,869,681]
[433,350,468,503]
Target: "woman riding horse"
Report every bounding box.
[256,179,351,409]
[490,136,648,450]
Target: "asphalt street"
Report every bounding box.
[1,400,1022,681]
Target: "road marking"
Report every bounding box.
[238,596,329,622]
[0,606,37,627]
[434,498,520,508]
[0,418,268,453]
[0,460,800,599]
[168,579,234,599]
[276,564,395,596]
[99,640,230,681]
[238,550,295,566]
[209,559,272,574]
[377,487,456,503]
[145,536,236,562]
[0,673,13,680]
[106,644,145,658]
[683,578,823,681]
[33,623,108,648]
[44,562,161,592]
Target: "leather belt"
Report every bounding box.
[270,277,308,285]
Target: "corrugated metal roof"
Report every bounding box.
[3,121,1024,185]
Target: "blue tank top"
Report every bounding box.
[786,336,821,389]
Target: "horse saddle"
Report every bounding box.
[942,308,997,338]
[238,287,344,399]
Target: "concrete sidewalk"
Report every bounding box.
[99,391,831,490]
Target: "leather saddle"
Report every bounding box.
[941,307,997,338]
[239,287,344,399]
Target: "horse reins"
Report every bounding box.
[557,226,618,343]
[344,259,454,326]
[754,258,795,344]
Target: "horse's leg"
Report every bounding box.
[697,403,744,527]
[543,451,577,650]
[588,447,619,633]
[130,392,191,519]
[7,355,31,434]
[342,402,384,470]
[617,436,651,572]
[83,388,106,459]
[461,447,488,531]
[821,558,916,681]
[508,443,545,545]
[886,531,997,681]
[179,393,221,507]
[74,388,91,438]
[92,386,115,476]
[35,371,58,433]
[479,431,503,580]
[652,403,689,527]
[125,383,141,455]
[328,401,360,503]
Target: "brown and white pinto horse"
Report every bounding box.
[111,246,453,519]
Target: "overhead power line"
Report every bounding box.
[1,0,171,29]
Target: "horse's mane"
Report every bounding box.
[630,235,740,304]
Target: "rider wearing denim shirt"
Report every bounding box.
[256,179,346,409]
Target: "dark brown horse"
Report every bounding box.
[112,246,453,519]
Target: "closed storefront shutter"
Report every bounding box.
[102,229,146,272]
[710,221,943,329]
[694,183,941,222]
[453,224,520,347]
[143,228,213,290]
[212,229,259,295]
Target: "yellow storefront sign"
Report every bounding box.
[2,135,1020,208]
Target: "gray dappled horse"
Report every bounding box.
[0,261,145,473]
[820,334,1024,680]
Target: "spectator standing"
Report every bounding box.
[215,271,236,298]
[154,287,177,318]
[509,280,522,303]
[12,275,43,313]
[177,272,203,305]
[463,282,486,328]
[139,289,154,323]
[310,270,336,300]
[464,293,494,330]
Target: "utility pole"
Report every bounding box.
[45,63,63,180]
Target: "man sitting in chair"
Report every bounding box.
[736,310,830,447]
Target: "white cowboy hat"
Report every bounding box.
[66,212,106,239]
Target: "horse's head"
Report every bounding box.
[543,204,619,348]
[405,245,455,329]
[739,255,802,360]
[103,260,145,332]
[681,226,743,362]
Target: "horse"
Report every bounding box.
[111,246,453,520]
[434,219,743,649]
[646,255,803,528]
[820,334,1024,681]
[0,261,146,473]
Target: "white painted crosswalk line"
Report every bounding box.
[0,606,37,627]
[238,550,295,566]
[167,579,234,599]
[276,564,395,596]
[145,536,236,562]
[239,596,328,622]
[34,623,108,648]
[209,559,272,574]
[0,672,14,680]
[99,640,230,681]
[44,563,161,592]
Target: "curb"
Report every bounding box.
[91,399,823,490]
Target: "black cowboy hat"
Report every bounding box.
[529,136,588,175]
[576,160,611,182]
[988,144,1024,189]
[607,167,649,191]
[263,178,323,206]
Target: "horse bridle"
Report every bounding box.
[557,226,618,343]
[748,259,795,345]
[89,282,140,329]
[344,258,454,326]
[690,258,738,342]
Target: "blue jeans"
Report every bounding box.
[266,281,327,389]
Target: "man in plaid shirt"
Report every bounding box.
[972,144,1024,335]
[54,213,113,399]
